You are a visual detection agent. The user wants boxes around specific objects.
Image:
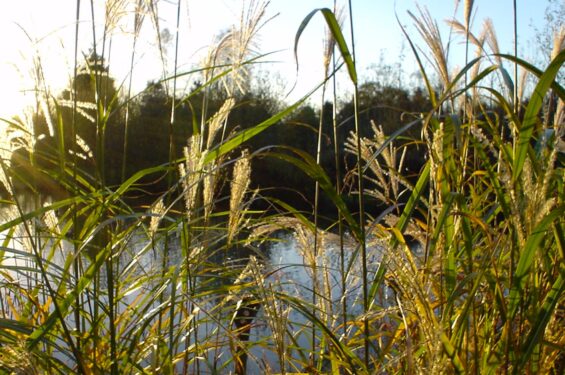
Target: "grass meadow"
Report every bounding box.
[0,0,563,374]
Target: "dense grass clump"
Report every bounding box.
[0,1,563,374]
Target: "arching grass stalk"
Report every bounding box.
[513,0,518,114]
[506,1,519,370]
[463,0,473,120]
[161,0,183,369]
[94,3,125,372]
[296,4,366,366]
[71,0,82,355]
[85,1,103,368]
[346,0,369,366]
[308,14,339,368]
[330,1,348,340]
[121,0,146,182]
[169,0,182,174]
[310,83,324,371]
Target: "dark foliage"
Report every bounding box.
[7,57,433,219]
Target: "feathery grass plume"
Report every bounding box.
[241,255,293,373]
[202,99,236,220]
[551,25,565,61]
[104,0,130,35]
[73,135,94,160]
[38,94,55,139]
[519,146,558,236]
[206,98,236,150]
[143,0,170,87]
[209,0,272,96]
[294,222,319,277]
[228,150,252,244]
[483,18,502,66]
[446,19,486,93]
[446,3,479,112]
[550,26,564,122]
[179,135,203,221]
[290,222,346,333]
[202,165,218,224]
[149,198,166,236]
[447,19,484,54]
[345,121,412,206]
[409,5,450,90]
[42,206,61,235]
[464,0,474,32]
[426,122,444,220]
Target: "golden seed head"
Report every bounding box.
[228,150,252,243]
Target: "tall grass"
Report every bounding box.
[0,1,563,374]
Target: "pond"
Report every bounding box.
[0,200,389,374]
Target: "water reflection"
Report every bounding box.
[0,201,388,373]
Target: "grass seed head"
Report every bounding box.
[410,5,450,89]
[228,150,252,243]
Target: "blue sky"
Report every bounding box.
[0,0,555,118]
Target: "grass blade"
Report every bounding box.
[513,50,565,182]
[295,8,357,84]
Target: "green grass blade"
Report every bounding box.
[508,205,565,319]
[274,291,367,373]
[519,267,565,370]
[295,8,357,84]
[0,318,34,336]
[496,53,565,100]
[203,79,327,165]
[513,49,565,182]
[396,160,430,234]
[28,239,112,347]
[267,148,362,242]
[439,331,466,374]
[430,192,457,286]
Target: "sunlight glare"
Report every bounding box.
[0,66,29,119]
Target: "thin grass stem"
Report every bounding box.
[346,0,369,368]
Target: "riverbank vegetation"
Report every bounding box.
[0,0,563,373]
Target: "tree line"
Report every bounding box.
[7,53,432,219]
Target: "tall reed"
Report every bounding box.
[0,1,563,374]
